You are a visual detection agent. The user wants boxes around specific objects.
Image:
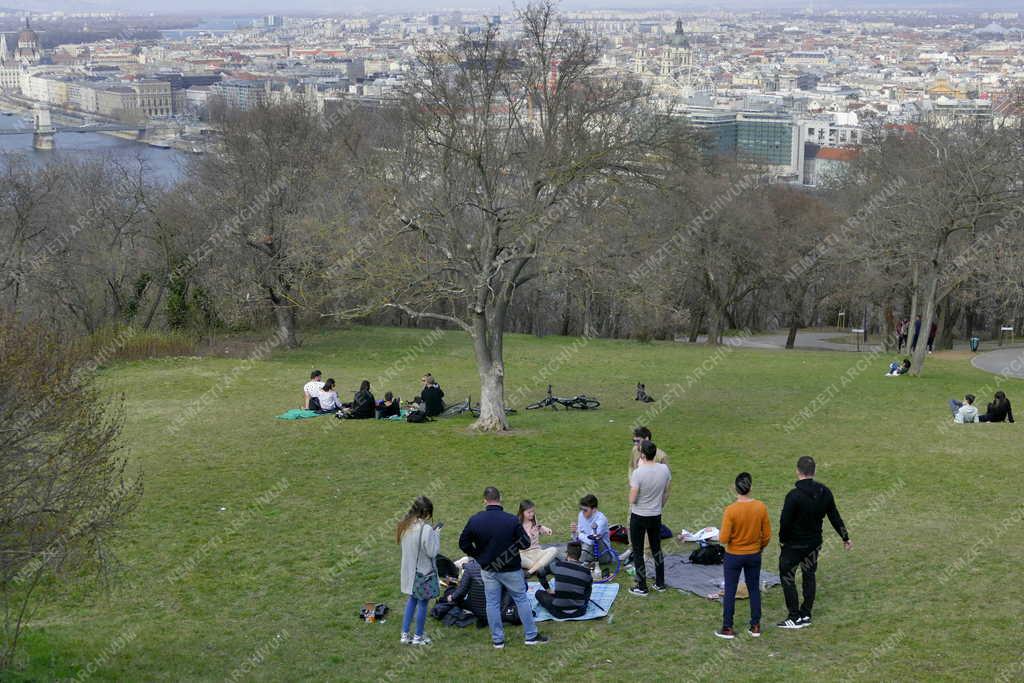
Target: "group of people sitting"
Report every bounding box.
[301,370,447,420]
[949,391,1014,424]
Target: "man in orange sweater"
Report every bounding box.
[714,472,771,640]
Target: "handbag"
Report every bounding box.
[411,523,440,600]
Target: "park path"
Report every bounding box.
[680,331,883,353]
[972,348,1024,379]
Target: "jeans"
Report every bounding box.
[401,596,429,636]
[629,513,664,591]
[481,569,538,643]
[950,399,962,417]
[722,552,762,629]
[779,545,819,620]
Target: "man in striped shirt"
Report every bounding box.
[535,541,592,619]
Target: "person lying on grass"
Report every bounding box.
[885,359,911,376]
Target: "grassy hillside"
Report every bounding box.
[13,326,1023,682]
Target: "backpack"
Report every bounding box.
[609,524,628,544]
[407,410,430,423]
[660,523,673,539]
[689,541,725,565]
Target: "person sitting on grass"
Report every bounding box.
[348,380,376,419]
[628,427,668,479]
[535,541,592,620]
[979,391,1014,423]
[715,472,771,640]
[303,370,324,410]
[446,557,488,624]
[886,359,911,376]
[420,374,445,417]
[376,392,401,419]
[949,394,979,423]
[571,494,610,564]
[517,500,558,579]
[316,378,343,413]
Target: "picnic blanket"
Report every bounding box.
[275,409,325,420]
[527,581,618,622]
[646,554,780,602]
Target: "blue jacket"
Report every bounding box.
[458,505,530,573]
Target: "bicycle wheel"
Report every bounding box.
[570,397,600,410]
[440,401,470,418]
[592,539,620,583]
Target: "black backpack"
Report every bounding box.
[407,410,430,423]
[689,542,725,565]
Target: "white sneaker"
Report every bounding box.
[399,632,411,644]
[411,634,432,646]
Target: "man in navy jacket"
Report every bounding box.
[459,487,549,648]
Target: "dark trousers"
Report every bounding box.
[722,552,762,629]
[630,513,663,590]
[535,589,584,619]
[779,545,820,620]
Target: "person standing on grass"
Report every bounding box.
[628,426,668,479]
[927,321,939,353]
[398,496,440,646]
[910,314,922,352]
[715,472,771,640]
[458,487,549,649]
[777,456,851,630]
[628,440,671,596]
[303,370,324,410]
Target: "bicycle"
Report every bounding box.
[440,396,517,418]
[525,385,600,411]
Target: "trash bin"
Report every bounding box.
[970,337,981,352]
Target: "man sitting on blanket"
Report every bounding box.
[536,541,592,619]
[571,494,610,563]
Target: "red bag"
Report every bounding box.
[609,524,628,544]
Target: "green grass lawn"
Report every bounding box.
[13,326,1024,682]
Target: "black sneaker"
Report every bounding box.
[629,586,649,596]
[524,634,549,646]
[776,618,805,629]
[493,640,505,649]
[797,615,812,627]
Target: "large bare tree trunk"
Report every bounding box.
[705,305,725,346]
[471,313,510,431]
[270,295,299,349]
[909,261,939,376]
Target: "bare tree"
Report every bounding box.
[358,2,675,430]
[0,319,141,667]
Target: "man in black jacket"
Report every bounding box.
[420,374,445,417]
[458,487,549,648]
[777,456,852,629]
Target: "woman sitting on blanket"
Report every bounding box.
[518,500,558,578]
[376,392,401,419]
[316,379,344,413]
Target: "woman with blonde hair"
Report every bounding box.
[397,496,440,645]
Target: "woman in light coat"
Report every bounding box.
[398,496,440,645]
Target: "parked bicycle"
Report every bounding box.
[440,396,517,418]
[525,385,600,410]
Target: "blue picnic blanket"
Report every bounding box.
[275,409,324,420]
[526,581,619,622]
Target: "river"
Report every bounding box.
[0,112,187,185]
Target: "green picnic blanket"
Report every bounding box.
[276,409,324,420]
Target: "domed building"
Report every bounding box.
[15,18,42,64]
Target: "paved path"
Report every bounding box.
[679,331,883,353]
[972,347,1024,379]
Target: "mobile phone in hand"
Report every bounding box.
[434,521,444,531]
